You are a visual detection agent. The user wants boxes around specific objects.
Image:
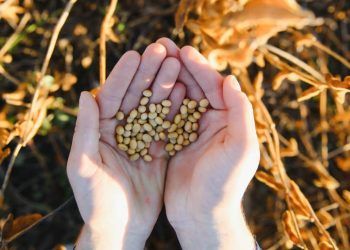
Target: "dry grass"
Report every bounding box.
[0,0,349,249]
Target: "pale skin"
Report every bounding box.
[66,38,259,250]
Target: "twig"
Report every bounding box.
[312,40,350,69]
[328,143,350,159]
[99,0,118,84]
[0,0,78,197]
[0,12,31,60]
[5,196,74,244]
[0,144,21,197]
[264,44,325,83]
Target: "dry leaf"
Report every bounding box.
[319,241,334,250]
[2,213,42,241]
[316,210,334,229]
[282,210,302,246]
[0,0,25,27]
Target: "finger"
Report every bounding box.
[96,51,141,119]
[180,46,225,109]
[67,91,101,178]
[167,82,186,120]
[156,38,204,100]
[149,57,180,103]
[223,75,256,142]
[120,43,166,114]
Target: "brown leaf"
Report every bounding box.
[280,138,298,157]
[2,213,42,241]
[316,210,334,229]
[319,241,334,250]
[175,0,196,32]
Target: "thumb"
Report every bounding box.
[67,91,100,178]
[223,75,257,143]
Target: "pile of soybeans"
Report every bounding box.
[115,90,209,162]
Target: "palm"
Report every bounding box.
[67,43,184,239]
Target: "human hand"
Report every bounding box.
[66,43,185,250]
[157,38,260,249]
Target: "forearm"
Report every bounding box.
[75,224,146,250]
[174,210,256,250]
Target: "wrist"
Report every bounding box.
[172,208,255,250]
[76,224,147,250]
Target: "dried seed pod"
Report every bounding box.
[183,139,190,146]
[140,97,149,105]
[116,111,124,121]
[118,144,128,151]
[130,109,138,119]
[130,153,140,161]
[199,98,209,108]
[189,132,198,142]
[145,141,151,148]
[155,116,163,125]
[169,150,176,156]
[143,89,152,97]
[165,143,174,152]
[159,113,166,119]
[116,125,124,135]
[183,132,189,139]
[143,155,152,162]
[174,144,183,151]
[143,134,152,143]
[170,138,177,144]
[148,112,157,119]
[149,130,156,136]
[125,123,133,131]
[188,108,195,114]
[161,100,172,107]
[188,100,197,109]
[143,123,152,132]
[174,114,181,124]
[183,98,190,105]
[162,121,171,129]
[138,105,146,113]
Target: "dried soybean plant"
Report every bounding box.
[176,0,350,249]
[0,0,78,248]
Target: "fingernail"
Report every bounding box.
[79,91,89,106]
